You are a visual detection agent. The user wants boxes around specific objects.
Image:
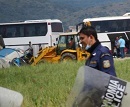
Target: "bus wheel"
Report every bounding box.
[61,53,76,61]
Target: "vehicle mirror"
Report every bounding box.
[56,38,58,41]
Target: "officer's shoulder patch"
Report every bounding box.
[103,60,110,68]
[90,61,97,64]
[101,53,111,58]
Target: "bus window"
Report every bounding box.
[51,22,63,32]
[111,21,118,32]
[39,23,47,36]
[126,19,130,30]
[6,26,16,38]
[114,19,127,31]
[24,23,47,37]
[25,24,35,36]
[0,26,6,38]
[91,21,108,33]
[122,20,127,30]
[15,25,24,37]
[0,25,24,38]
[95,25,100,32]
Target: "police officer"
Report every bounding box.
[79,26,117,76]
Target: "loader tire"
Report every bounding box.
[61,53,76,61]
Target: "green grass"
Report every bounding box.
[114,59,130,81]
[0,59,130,107]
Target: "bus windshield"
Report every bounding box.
[51,22,63,32]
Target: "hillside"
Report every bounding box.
[0,0,130,30]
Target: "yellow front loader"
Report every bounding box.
[30,32,90,66]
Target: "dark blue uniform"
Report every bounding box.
[86,43,117,76]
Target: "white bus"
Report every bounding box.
[0,19,64,56]
[83,14,130,53]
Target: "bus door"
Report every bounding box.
[0,35,5,49]
[97,33,111,51]
[126,32,130,54]
[107,33,128,53]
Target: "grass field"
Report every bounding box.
[0,59,130,107]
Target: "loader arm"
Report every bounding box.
[30,46,56,66]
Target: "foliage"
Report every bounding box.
[0,0,130,30]
[114,58,130,81]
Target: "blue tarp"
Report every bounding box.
[0,48,16,58]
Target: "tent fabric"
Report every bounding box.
[0,48,25,68]
[0,48,16,58]
[0,59,10,68]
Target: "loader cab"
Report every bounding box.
[56,32,79,55]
